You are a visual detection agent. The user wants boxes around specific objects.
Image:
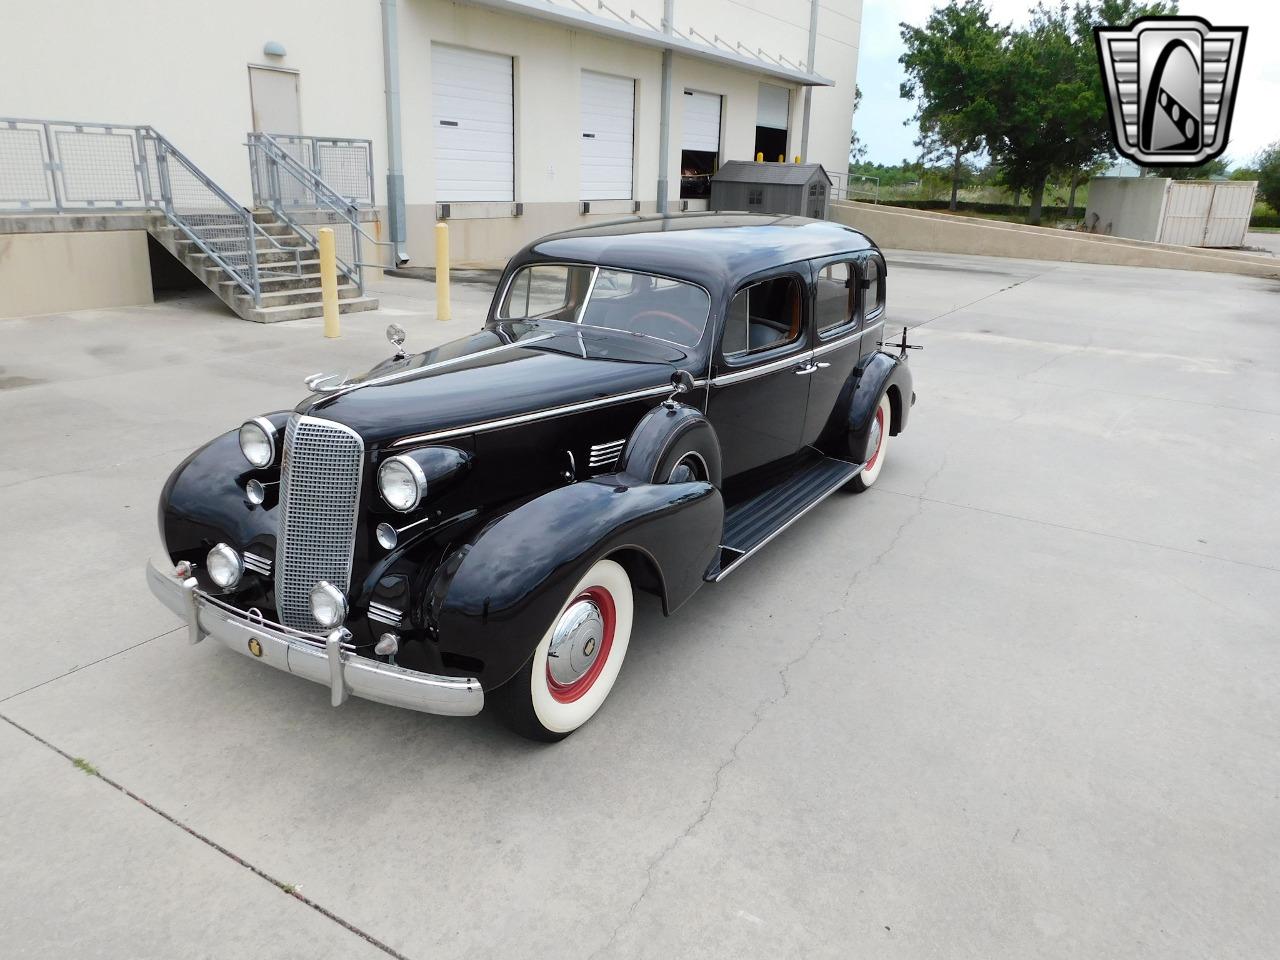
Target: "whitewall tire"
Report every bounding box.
[495,558,634,740]
[848,393,891,493]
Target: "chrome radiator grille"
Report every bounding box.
[276,414,364,632]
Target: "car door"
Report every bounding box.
[705,267,814,481]
[801,256,868,448]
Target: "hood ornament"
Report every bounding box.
[386,323,407,360]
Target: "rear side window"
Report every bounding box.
[865,258,884,318]
[722,276,804,359]
[814,261,857,336]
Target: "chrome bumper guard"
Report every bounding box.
[146,558,483,717]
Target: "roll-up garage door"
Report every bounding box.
[682,90,723,152]
[580,71,635,201]
[432,44,514,202]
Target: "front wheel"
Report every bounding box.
[846,392,891,493]
[492,558,634,741]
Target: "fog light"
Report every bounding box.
[309,580,347,629]
[174,560,194,579]
[374,632,400,657]
[246,479,266,505]
[376,522,398,550]
[207,543,243,589]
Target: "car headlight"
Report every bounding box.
[238,417,277,468]
[207,543,243,589]
[378,455,428,512]
[310,581,348,629]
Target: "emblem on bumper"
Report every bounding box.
[247,637,263,657]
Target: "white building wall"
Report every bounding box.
[0,0,862,267]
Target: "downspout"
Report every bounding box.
[656,0,674,215]
[798,0,819,161]
[381,0,410,264]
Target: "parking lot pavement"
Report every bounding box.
[2,254,1278,959]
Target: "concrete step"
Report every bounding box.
[221,271,326,293]
[234,284,363,307]
[243,295,381,324]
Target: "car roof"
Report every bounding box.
[513,213,878,293]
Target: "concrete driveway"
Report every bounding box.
[2,253,1278,959]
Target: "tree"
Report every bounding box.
[848,85,866,166]
[1145,157,1229,180]
[1254,142,1280,213]
[986,1,1175,225]
[899,1,1005,210]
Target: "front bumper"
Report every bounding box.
[146,558,483,717]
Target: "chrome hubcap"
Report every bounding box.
[867,416,882,464]
[547,599,604,687]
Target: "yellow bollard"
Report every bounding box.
[435,221,451,322]
[794,155,801,163]
[755,151,763,162]
[777,154,784,163]
[318,227,340,338]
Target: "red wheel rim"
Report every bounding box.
[865,405,885,471]
[546,586,615,703]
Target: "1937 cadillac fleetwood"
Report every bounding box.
[146,213,917,740]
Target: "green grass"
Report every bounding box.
[71,757,99,776]
[1251,226,1280,233]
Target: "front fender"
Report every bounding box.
[431,476,723,689]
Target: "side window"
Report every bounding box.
[864,258,884,318]
[722,276,804,360]
[814,261,857,336]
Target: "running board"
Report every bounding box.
[708,457,861,582]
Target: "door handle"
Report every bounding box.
[794,363,818,375]
[814,361,830,369]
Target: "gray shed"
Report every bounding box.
[709,161,833,219]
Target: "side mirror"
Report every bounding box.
[670,369,695,394]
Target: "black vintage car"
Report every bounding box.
[147,213,916,740]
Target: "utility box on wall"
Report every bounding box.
[710,161,832,219]
[1086,177,1258,248]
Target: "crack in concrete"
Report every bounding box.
[590,458,947,958]
[0,713,416,960]
[0,625,183,704]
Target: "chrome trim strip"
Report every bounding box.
[243,553,273,576]
[312,334,554,402]
[368,601,404,626]
[812,331,862,358]
[146,559,482,717]
[390,381,707,448]
[711,351,813,387]
[713,460,862,582]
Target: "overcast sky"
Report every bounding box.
[853,0,1278,168]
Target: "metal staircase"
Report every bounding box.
[0,118,381,322]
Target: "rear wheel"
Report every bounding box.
[493,558,634,741]
[847,393,891,493]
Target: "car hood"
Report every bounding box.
[298,322,686,447]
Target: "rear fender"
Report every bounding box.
[840,352,913,463]
[431,476,722,690]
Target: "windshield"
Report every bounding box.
[497,263,710,348]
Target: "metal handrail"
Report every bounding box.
[249,133,375,207]
[0,117,269,306]
[137,127,262,304]
[248,132,395,294]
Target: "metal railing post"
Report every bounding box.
[41,121,63,213]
